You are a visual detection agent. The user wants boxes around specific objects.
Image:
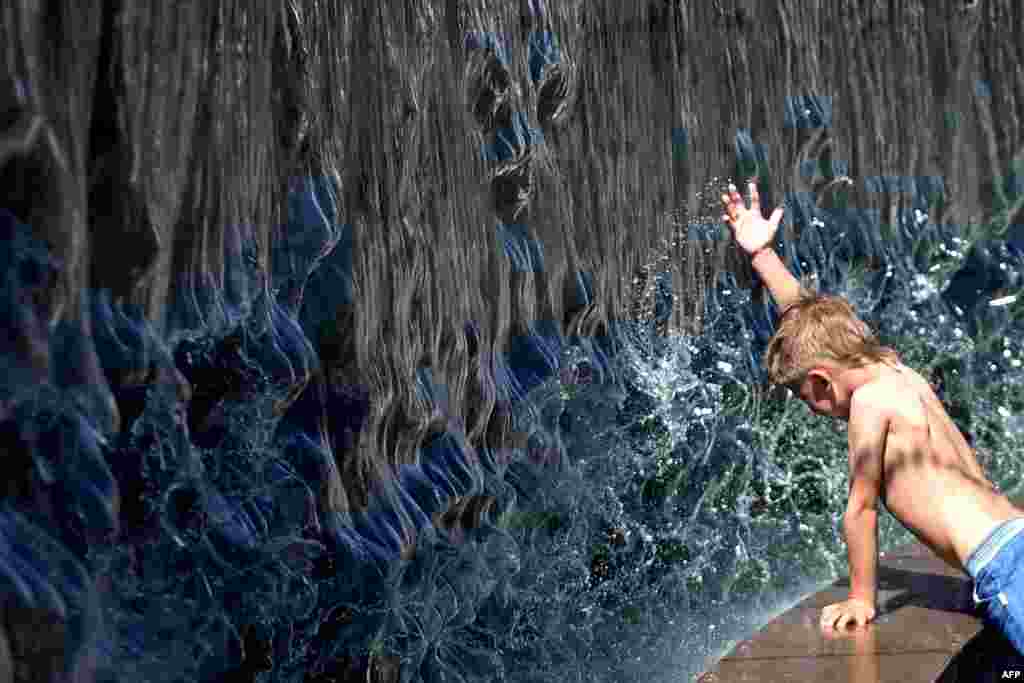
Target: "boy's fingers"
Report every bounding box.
[721,194,739,218]
[769,207,784,225]
[749,181,760,212]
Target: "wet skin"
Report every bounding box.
[796,359,1024,630]
[719,180,1024,633]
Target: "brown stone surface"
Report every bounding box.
[702,541,981,681]
[702,501,1024,682]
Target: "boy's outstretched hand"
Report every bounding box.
[720,180,784,256]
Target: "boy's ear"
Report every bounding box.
[807,368,831,391]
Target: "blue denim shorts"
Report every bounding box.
[966,517,1024,655]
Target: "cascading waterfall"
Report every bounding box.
[1,1,1023,682]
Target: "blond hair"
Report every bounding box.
[763,278,898,387]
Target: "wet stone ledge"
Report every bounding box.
[699,498,1024,683]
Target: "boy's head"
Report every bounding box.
[763,285,898,419]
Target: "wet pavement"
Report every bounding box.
[699,502,1024,682]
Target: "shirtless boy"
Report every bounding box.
[721,181,1024,651]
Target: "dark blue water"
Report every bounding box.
[3,167,1023,682]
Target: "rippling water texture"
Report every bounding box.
[1,2,1024,682]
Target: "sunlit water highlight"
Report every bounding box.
[4,3,1024,681]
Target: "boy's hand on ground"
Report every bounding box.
[720,180,784,256]
[820,598,876,631]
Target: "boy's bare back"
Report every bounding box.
[721,179,1024,631]
[856,361,1023,571]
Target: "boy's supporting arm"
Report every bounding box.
[750,247,803,312]
[843,509,879,605]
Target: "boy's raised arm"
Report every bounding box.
[721,181,802,312]
[750,247,803,312]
